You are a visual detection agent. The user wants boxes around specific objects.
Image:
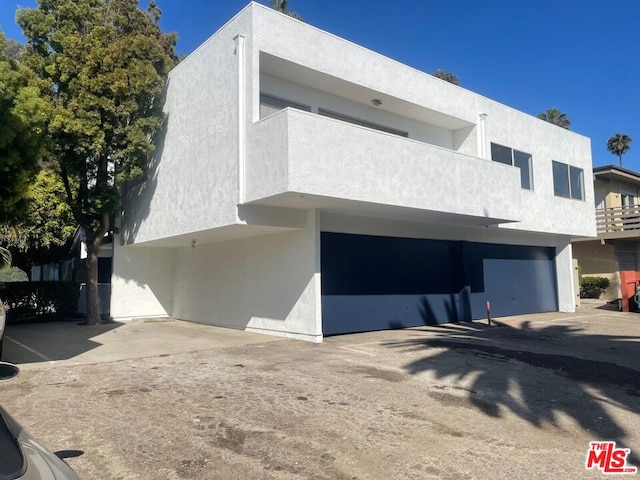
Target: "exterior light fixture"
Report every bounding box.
[371,99,382,107]
[191,239,197,248]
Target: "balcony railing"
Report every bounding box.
[596,205,640,234]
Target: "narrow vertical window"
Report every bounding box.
[569,166,584,200]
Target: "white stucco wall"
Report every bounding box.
[171,210,321,342]
[110,237,176,320]
[260,74,456,149]
[123,2,594,246]
[113,3,590,336]
[121,10,253,246]
[248,3,595,238]
[555,241,576,312]
[247,109,523,224]
[251,6,478,126]
[479,103,595,237]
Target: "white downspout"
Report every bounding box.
[234,34,246,205]
[478,112,488,159]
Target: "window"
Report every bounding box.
[552,161,584,200]
[259,94,311,119]
[490,143,533,190]
[621,193,636,208]
[318,108,409,137]
[620,184,637,208]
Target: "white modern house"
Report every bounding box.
[110,2,595,342]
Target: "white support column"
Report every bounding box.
[312,209,323,340]
[556,240,576,312]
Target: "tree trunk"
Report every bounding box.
[85,234,102,325]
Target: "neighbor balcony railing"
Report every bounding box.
[596,204,640,234]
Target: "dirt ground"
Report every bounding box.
[1,310,639,479]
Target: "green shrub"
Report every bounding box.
[2,282,80,323]
[579,276,610,299]
[0,267,29,282]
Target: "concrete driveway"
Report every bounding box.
[1,310,639,479]
[2,319,280,368]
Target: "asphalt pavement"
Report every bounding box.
[1,309,638,479]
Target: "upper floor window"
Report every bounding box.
[490,143,533,190]
[552,161,584,200]
[260,94,311,119]
[318,108,409,138]
[621,193,636,208]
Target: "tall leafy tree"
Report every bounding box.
[0,168,76,276]
[607,133,632,167]
[270,0,303,20]
[536,108,571,130]
[17,0,176,324]
[433,69,460,86]
[0,31,47,224]
[5,39,25,62]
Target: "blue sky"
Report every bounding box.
[1,1,639,170]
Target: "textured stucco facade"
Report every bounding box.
[112,3,595,340]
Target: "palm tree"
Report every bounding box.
[537,108,571,130]
[0,247,10,270]
[607,133,632,167]
[271,0,303,20]
[433,69,459,86]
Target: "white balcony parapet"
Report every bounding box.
[246,108,523,225]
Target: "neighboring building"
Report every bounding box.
[573,165,640,311]
[31,227,113,316]
[110,3,595,341]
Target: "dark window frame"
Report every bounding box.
[490,142,533,190]
[552,160,584,200]
[259,93,311,118]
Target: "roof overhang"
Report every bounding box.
[594,165,640,185]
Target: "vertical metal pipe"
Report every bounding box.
[234,34,246,205]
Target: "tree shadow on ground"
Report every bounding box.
[382,321,640,464]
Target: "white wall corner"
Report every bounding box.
[556,240,576,312]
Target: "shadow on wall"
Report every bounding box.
[120,79,170,247]
[172,232,314,331]
[108,82,174,317]
[321,233,558,336]
[382,321,640,466]
[418,289,473,326]
[387,291,473,330]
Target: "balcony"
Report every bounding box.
[246,109,523,226]
[596,205,640,239]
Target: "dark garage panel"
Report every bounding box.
[321,232,558,336]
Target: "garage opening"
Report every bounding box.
[321,232,558,335]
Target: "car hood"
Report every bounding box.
[0,406,79,480]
